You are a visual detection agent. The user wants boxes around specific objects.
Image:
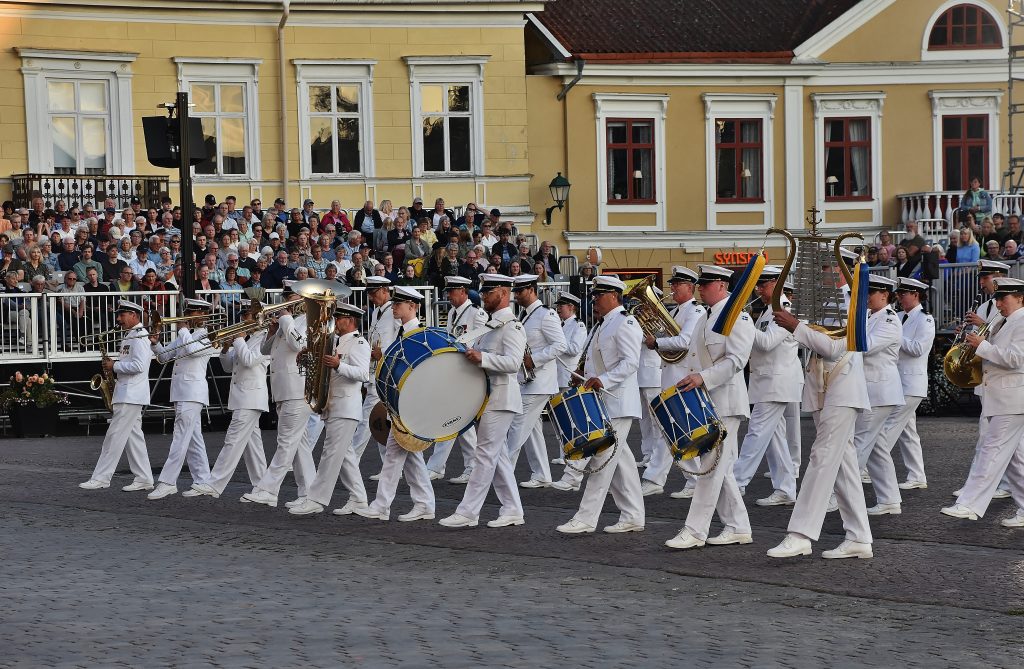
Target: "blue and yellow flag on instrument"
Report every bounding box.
[712,251,765,336]
[845,261,869,352]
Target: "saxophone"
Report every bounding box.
[90,349,115,412]
[521,341,537,383]
[625,275,685,364]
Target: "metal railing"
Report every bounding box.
[11,173,169,210]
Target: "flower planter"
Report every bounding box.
[7,404,59,438]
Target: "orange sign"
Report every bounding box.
[714,251,769,265]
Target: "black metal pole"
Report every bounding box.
[177,91,195,299]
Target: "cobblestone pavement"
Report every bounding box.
[1,417,1023,667]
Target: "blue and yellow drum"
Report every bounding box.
[650,386,725,460]
[548,387,616,460]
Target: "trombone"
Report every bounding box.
[79,326,149,347]
[168,299,301,357]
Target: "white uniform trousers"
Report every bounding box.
[641,420,699,489]
[426,429,477,477]
[367,431,434,515]
[733,401,797,498]
[507,394,553,483]
[158,401,211,486]
[455,410,522,521]
[90,403,152,485]
[788,407,872,544]
[352,387,385,463]
[572,418,645,528]
[254,399,313,496]
[878,396,926,484]
[559,415,635,488]
[638,387,662,459]
[964,415,1012,493]
[785,402,802,471]
[957,415,1024,517]
[853,405,901,506]
[206,408,268,495]
[684,416,750,540]
[306,417,366,508]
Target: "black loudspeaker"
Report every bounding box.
[142,116,207,168]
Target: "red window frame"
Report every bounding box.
[606,118,656,204]
[715,118,763,204]
[824,116,872,202]
[941,114,989,191]
[928,3,1002,50]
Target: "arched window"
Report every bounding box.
[928,3,1002,49]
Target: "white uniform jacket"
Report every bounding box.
[862,306,904,408]
[555,316,587,388]
[975,308,1024,417]
[585,306,643,419]
[447,301,487,338]
[896,305,935,399]
[324,330,372,421]
[682,297,755,419]
[367,300,402,354]
[793,323,869,412]
[974,296,1003,399]
[112,323,153,405]
[153,326,219,405]
[476,306,527,413]
[749,296,802,403]
[517,300,567,395]
[260,312,307,402]
[657,299,705,385]
[220,331,270,412]
[637,346,663,389]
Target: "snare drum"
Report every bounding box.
[376,326,489,450]
[650,386,725,460]
[548,387,616,460]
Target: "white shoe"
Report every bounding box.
[860,469,872,484]
[398,504,435,522]
[952,487,964,497]
[640,480,664,496]
[941,504,978,520]
[147,483,178,500]
[556,518,595,534]
[79,479,110,490]
[867,503,902,516]
[664,528,704,549]
[826,495,839,513]
[332,500,368,516]
[551,457,565,465]
[993,489,1012,500]
[448,471,471,484]
[240,489,278,507]
[487,515,525,528]
[428,470,444,481]
[120,481,153,492]
[763,471,772,478]
[706,529,753,545]
[822,540,873,559]
[756,490,795,507]
[519,478,551,489]
[550,480,580,492]
[181,488,203,497]
[898,480,928,490]
[603,520,644,534]
[285,497,308,508]
[670,487,695,499]
[767,534,812,558]
[1000,509,1024,528]
[738,486,746,496]
[369,473,381,481]
[288,499,325,516]
[352,506,389,520]
[439,513,478,528]
[190,483,219,497]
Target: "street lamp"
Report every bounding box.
[544,172,571,226]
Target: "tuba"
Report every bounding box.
[294,279,352,413]
[625,275,685,364]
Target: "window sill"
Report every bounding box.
[716,198,765,205]
[826,197,874,203]
[193,175,253,182]
[607,199,656,206]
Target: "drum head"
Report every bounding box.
[676,421,725,460]
[566,434,615,460]
[396,351,488,440]
[369,402,391,446]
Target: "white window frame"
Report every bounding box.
[703,93,776,231]
[18,48,135,174]
[593,93,668,232]
[921,0,1009,62]
[928,89,1003,191]
[811,91,885,228]
[294,60,376,180]
[404,56,487,178]
[174,58,262,182]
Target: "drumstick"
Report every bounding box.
[555,358,621,400]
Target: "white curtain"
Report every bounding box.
[849,120,869,197]
[740,122,761,199]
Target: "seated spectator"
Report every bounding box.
[1002,214,1023,246]
[110,266,139,292]
[1002,238,1022,261]
[397,264,418,286]
[508,259,523,278]
[958,176,992,224]
[533,262,549,283]
[57,237,80,271]
[345,254,367,287]
[117,236,134,263]
[978,217,1001,249]
[324,263,344,286]
[129,245,156,281]
[380,253,400,283]
[72,244,104,282]
[99,244,128,283]
[957,227,980,264]
[517,242,533,268]
[332,246,353,277]
[1,247,24,282]
[900,221,926,256]
[261,250,294,289]
[387,215,411,264]
[1,270,29,344]
[55,271,86,348]
[404,226,430,268]
[456,202,483,230]
[895,246,921,278]
[944,231,960,263]
[490,228,517,268]
[227,252,250,285]
[354,200,382,237]
[155,248,175,282]
[984,239,1002,260]
[22,246,51,284]
[293,266,310,281]
[534,241,558,275]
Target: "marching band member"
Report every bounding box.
[80,300,154,491]
[942,277,1024,527]
[353,286,435,522]
[853,275,905,517]
[508,273,566,488]
[732,265,802,507]
[289,302,370,516]
[665,265,754,549]
[242,285,315,507]
[641,266,705,498]
[768,304,873,560]
[782,279,803,475]
[557,275,646,535]
[549,292,588,474]
[880,278,935,490]
[440,274,528,528]
[187,302,269,498]
[636,287,665,478]
[426,275,487,483]
[147,298,219,500]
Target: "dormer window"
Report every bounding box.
[928,3,1002,50]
